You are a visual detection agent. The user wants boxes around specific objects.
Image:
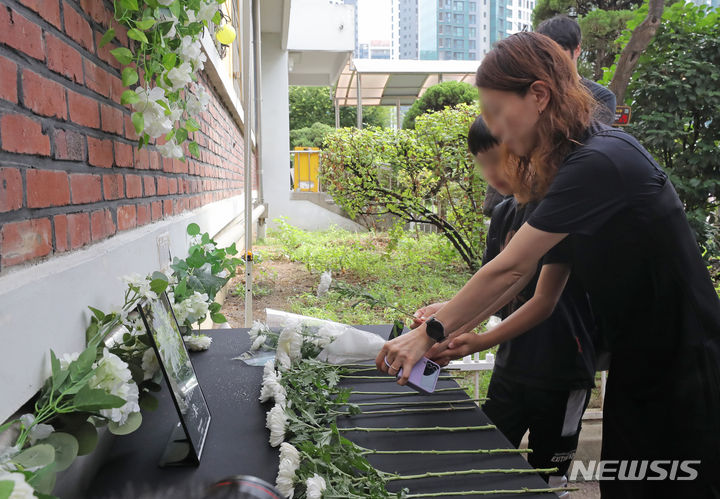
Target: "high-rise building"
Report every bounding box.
[342,0,361,58]
[489,0,534,45]
[392,0,419,59]
[399,0,492,61]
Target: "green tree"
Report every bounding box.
[322,104,487,270]
[624,2,720,252]
[290,122,334,149]
[532,0,642,26]
[288,86,390,133]
[402,81,477,129]
[578,9,634,80]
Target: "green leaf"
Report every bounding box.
[68,344,98,383]
[188,141,200,158]
[211,312,226,323]
[149,278,168,295]
[99,28,116,48]
[0,481,14,499]
[162,52,177,70]
[187,223,201,236]
[70,421,98,456]
[139,393,159,411]
[135,18,155,30]
[72,386,126,412]
[27,464,56,495]
[49,350,69,391]
[38,433,79,472]
[121,89,140,106]
[12,444,55,469]
[175,127,188,144]
[127,28,149,44]
[110,47,134,65]
[122,67,139,87]
[212,10,223,25]
[108,412,142,435]
[119,0,139,11]
[185,118,200,132]
[131,111,144,134]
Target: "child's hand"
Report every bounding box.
[411,301,448,329]
[429,333,486,366]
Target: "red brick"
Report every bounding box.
[103,173,124,200]
[94,32,120,70]
[0,218,52,266]
[18,0,61,29]
[46,34,83,84]
[117,204,136,231]
[167,178,178,195]
[90,208,115,241]
[0,56,18,103]
[66,212,90,249]
[63,2,93,52]
[53,129,86,161]
[110,19,128,46]
[68,90,99,128]
[0,168,22,212]
[1,114,50,156]
[143,176,155,196]
[100,104,123,135]
[149,151,160,170]
[87,137,113,167]
[156,176,168,196]
[83,60,110,99]
[114,141,133,167]
[162,199,173,216]
[53,214,68,252]
[26,169,69,208]
[79,0,110,26]
[124,114,139,141]
[125,174,142,198]
[110,74,124,103]
[0,7,44,61]
[21,69,67,119]
[151,200,162,220]
[70,173,101,204]
[133,147,149,170]
[136,203,150,226]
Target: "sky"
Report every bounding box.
[357,0,392,43]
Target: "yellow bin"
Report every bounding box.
[293,147,320,192]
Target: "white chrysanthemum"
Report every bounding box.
[88,348,140,426]
[305,473,327,499]
[259,368,286,408]
[248,321,268,341]
[316,270,332,297]
[185,334,212,352]
[251,334,267,351]
[141,348,160,380]
[265,405,287,447]
[275,442,300,499]
[157,139,184,159]
[0,471,35,499]
[276,324,303,370]
[263,359,276,377]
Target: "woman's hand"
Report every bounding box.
[375,325,436,385]
[411,301,447,329]
[428,333,487,366]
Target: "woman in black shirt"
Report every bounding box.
[377,32,720,497]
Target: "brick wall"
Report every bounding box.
[0,0,255,274]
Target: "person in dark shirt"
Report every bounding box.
[414,115,597,496]
[378,32,720,497]
[536,15,617,125]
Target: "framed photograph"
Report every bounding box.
[137,292,211,466]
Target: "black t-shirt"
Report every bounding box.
[581,78,616,126]
[483,196,596,390]
[526,124,720,421]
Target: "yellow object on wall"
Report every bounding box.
[293,147,321,192]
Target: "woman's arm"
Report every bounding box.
[376,223,568,384]
[430,263,571,365]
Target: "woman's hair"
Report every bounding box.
[467,115,499,155]
[475,31,595,202]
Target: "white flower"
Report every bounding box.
[132,86,166,115]
[88,348,140,426]
[265,405,287,447]
[276,324,302,370]
[263,359,276,377]
[259,366,286,408]
[0,471,35,499]
[18,414,54,445]
[157,139,184,159]
[157,0,174,5]
[144,112,173,139]
[185,334,212,352]
[172,292,210,326]
[249,321,269,341]
[275,442,300,499]
[122,272,146,289]
[166,62,193,91]
[141,348,160,380]
[305,473,326,499]
[59,352,79,369]
[317,270,332,296]
[251,334,267,351]
[187,85,211,116]
[486,315,502,330]
[197,1,218,24]
[122,273,157,301]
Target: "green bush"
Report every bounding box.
[402,81,477,129]
[289,86,390,132]
[321,103,487,270]
[289,122,334,149]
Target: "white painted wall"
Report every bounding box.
[0,195,251,423]
[260,31,363,232]
[286,0,355,52]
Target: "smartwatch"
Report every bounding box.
[425,316,445,343]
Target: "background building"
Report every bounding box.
[392,0,419,59]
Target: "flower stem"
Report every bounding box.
[386,467,559,482]
[348,398,484,407]
[405,487,578,497]
[333,406,476,416]
[350,387,466,396]
[338,424,496,432]
[360,448,530,456]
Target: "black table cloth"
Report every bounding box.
[85,326,554,498]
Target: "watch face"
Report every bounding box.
[427,318,444,341]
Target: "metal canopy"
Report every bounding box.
[334,58,481,107]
